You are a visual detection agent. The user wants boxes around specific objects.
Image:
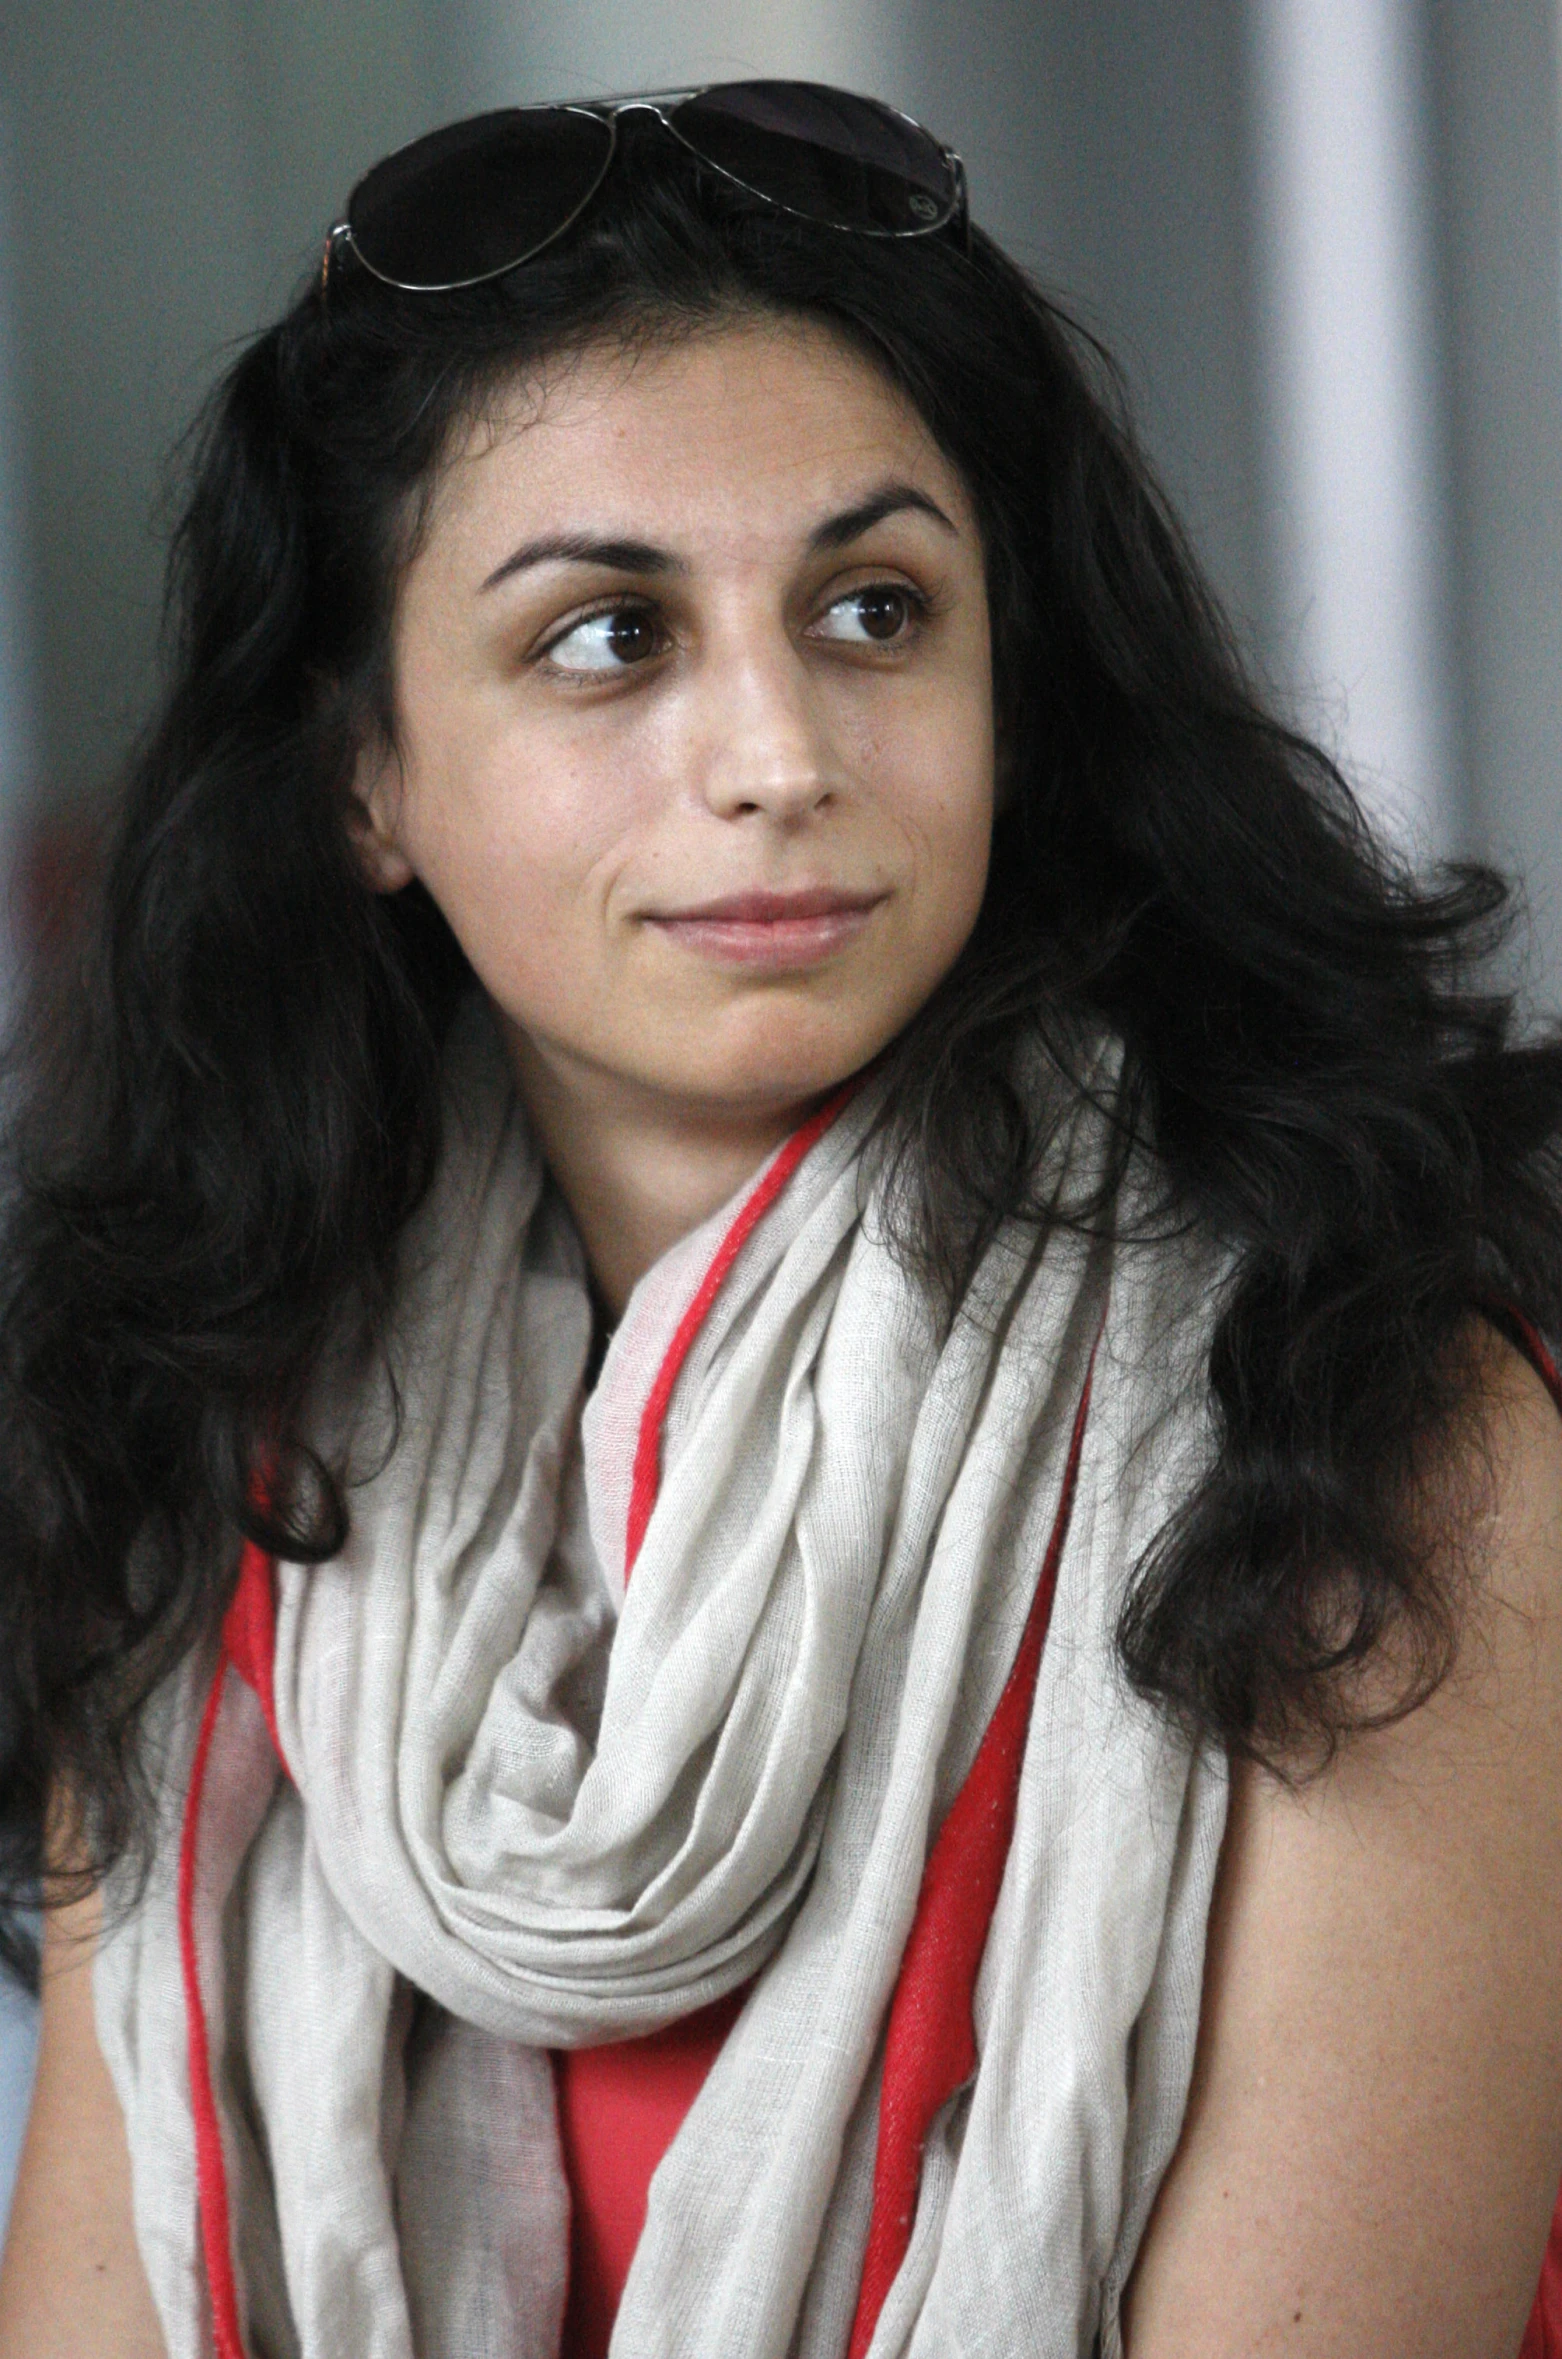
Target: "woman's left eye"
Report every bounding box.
[811,584,924,647]
[543,605,667,674]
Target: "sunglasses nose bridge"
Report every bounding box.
[598,97,680,155]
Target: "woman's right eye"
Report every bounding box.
[542,605,667,675]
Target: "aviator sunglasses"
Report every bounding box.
[323,80,969,295]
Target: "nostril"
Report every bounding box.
[701,751,841,818]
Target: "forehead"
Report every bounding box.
[416,316,973,577]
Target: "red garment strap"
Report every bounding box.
[221,1539,283,1757]
[1487,1302,1562,1419]
[1524,2238,1562,2359]
[177,1656,253,2359]
[179,1541,284,2359]
[624,1083,856,1577]
[846,1320,1103,2359]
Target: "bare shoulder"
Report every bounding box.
[1353,1318,1562,1760]
[1124,1324,1562,2359]
[1461,1318,1562,1622]
[0,1891,165,2358]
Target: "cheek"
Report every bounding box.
[891,693,995,933]
[396,746,620,1009]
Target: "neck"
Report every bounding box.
[504,1027,810,1318]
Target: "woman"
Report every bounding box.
[0,81,1561,2359]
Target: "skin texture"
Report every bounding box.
[0,1891,165,2357]
[1126,1326,1562,2356]
[5,318,1562,2357]
[354,317,996,1310]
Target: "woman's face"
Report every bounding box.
[356,315,995,1129]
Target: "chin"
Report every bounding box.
[671,1009,894,1116]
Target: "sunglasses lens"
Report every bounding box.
[348,108,615,289]
[668,82,957,235]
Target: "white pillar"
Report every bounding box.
[1249,0,1464,860]
[0,83,38,2227]
[0,88,36,1023]
[1432,0,1562,1010]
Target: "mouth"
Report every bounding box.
[645,886,887,970]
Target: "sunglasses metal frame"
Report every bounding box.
[321,84,970,297]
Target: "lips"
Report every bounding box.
[645,885,886,970]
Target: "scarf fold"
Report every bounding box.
[97,1004,1229,2359]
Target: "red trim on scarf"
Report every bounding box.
[176,1542,284,2359]
[220,1541,283,1763]
[844,1327,1101,2359]
[177,1658,250,2359]
[623,1084,856,1578]
[175,1095,855,2357]
[178,1294,1562,2358]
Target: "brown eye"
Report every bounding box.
[605,610,660,662]
[857,587,911,640]
[547,604,666,673]
[814,583,923,647]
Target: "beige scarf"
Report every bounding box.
[96,1004,1229,2358]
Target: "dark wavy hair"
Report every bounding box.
[2,114,1560,1981]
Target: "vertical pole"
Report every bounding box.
[0,115,40,2222]
[1430,0,1562,1009]
[0,89,34,1026]
[1248,0,1466,860]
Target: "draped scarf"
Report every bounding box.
[96,1003,1230,2359]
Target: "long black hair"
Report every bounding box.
[2,114,1560,1977]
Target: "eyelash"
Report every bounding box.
[535,579,933,678]
[536,599,669,675]
[812,580,932,650]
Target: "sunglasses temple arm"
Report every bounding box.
[319,222,351,304]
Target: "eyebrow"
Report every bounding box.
[478,480,959,594]
[805,482,958,551]
[481,533,682,593]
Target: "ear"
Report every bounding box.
[347,737,417,894]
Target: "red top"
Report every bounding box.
[554,1092,853,2359]
[555,1988,748,2359]
[548,1307,1562,2359]
[548,1296,1105,2359]
[194,1147,1562,2359]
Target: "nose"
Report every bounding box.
[692,638,843,825]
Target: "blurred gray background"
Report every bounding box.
[0,0,1559,2215]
